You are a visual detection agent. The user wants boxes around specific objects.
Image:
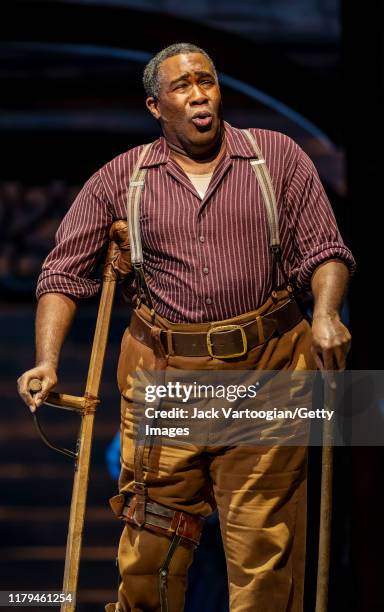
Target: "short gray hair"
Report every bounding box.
[143,43,218,99]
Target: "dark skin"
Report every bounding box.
[145,53,226,175]
[18,51,351,412]
[311,259,351,371]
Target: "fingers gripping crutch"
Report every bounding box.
[29,220,129,612]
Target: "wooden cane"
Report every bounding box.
[29,220,128,612]
[315,379,337,612]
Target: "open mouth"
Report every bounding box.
[191,111,213,128]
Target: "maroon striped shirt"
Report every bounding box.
[36,122,355,323]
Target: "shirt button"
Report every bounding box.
[205,297,212,305]
[203,267,209,274]
[199,236,205,243]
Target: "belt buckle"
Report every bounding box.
[206,324,247,359]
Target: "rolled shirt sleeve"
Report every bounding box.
[284,143,356,289]
[36,171,114,299]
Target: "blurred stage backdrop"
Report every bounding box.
[1,1,383,610]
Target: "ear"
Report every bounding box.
[146,96,161,120]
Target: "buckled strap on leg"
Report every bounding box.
[132,422,147,527]
[129,331,168,528]
[158,534,182,612]
[110,494,204,548]
[131,481,146,527]
[109,495,203,612]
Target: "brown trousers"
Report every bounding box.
[106,290,316,612]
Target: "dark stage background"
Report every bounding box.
[1,1,383,610]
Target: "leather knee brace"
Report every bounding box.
[110,493,204,611]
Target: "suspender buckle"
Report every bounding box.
[207,324,248,359]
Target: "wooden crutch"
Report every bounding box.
[315,378,337,612]
[29,220,129,612]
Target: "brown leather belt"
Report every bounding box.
[129,298,303,358]
[109,493,204,547]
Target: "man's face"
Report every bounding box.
[146,53,222,153]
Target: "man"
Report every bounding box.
[18,43,355,611]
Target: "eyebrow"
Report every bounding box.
[169,70,214,86]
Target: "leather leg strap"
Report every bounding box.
[109,494,204,548]
[132,325,169,526]
[110,495,203,612]
[159,534,182,612]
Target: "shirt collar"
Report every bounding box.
[139,121,257,168]
[223,121,259,158]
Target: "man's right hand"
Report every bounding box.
[18,293,77,413]
[17,362,57,413]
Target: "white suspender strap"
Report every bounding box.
[126,143,152,265]
[242,129,293,293]
[128,133,280,259]
[242,129,280,249]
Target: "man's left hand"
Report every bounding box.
[311,313,351,371]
